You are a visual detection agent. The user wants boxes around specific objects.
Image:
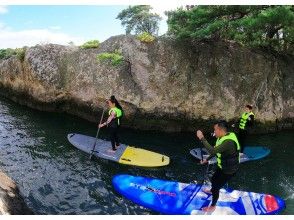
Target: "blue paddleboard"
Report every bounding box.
[112,174,285,215]
[190,146,270,164]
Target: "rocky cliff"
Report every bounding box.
[0,171,33,214]
[0,35,293,132]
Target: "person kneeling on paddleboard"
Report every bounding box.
[99,95,123,151]
[196,120,240,212]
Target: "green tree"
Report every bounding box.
[166,5,294,54]
[0,47,27,61]
[0,48,15,59]
[116,5,162,35]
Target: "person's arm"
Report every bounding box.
[200,138,215,155]
[200,138,234,156]
[99,111,116,127]
[196,130,229,162]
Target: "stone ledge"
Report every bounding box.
[0,170,33,215]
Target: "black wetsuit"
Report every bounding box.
[201,137,239,206]
[108,115,120,151]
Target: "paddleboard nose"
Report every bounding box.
[274,196,286,213]
[67,133,75,138]
[264,194,286,214]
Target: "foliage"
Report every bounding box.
[0,47,27,61]
[136,32,155,43]
[166,5,294,54]
[0,48,14,59]
[116,5,162,35]
[80,40,100,49]
[97,49,124,66]
[15,47,27,61]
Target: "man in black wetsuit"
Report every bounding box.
[196,120,240,212]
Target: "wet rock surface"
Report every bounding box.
[0,171,33,214]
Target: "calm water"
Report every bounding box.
[0,97,293,214]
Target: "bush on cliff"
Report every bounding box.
[0,48,15,59]
[0,47,26,61]
[15,47,26,61]
[80,40,100,49]
[97,49,124,66]
[137,32,155,43]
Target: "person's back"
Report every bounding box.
[108,106,122,128]
[239,111,254,131]
[215,137,239,175]
[237,104,254,153]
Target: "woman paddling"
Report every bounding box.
[99,95,123,151]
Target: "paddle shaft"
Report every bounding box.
[200,145,204,161]
[200,141,205,182]
[89,108,106,159]
[200,141,211,184]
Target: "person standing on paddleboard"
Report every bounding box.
[233,104,254,155]
[99,95,123,152]
[196,120,240,212]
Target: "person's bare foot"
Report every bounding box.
[202,206,216,212]
[202,188,212,194]
[107,149,116,153]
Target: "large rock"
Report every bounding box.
[0,35,293,132]
[0,171,33,214]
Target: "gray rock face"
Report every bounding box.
[0,171,33,214]
[0,35,293,132]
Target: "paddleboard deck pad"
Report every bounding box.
[190,146,270,164]
[112,174,285,215]
[67,133,169,167]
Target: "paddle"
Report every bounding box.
[89,108,106,160]
[200,144,204,162]
[200,146,208,185]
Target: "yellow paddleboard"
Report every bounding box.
[118,146,170,167]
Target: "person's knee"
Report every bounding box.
[211,187,220,195]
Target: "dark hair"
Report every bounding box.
[109,95,123,111]
[245,104,253,110]
[214,120,229,131]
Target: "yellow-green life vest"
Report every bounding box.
[215,132,240,170]
[239,112,254,130]
[109,107,122,126]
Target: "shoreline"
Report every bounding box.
[0,91,292,135]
